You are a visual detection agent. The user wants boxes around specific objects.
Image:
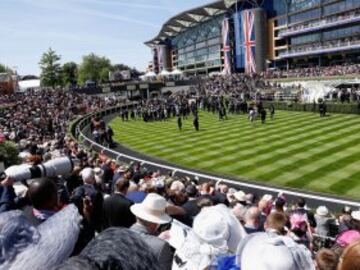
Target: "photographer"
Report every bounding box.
[0,177,16,213]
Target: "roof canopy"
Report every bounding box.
[145,0,230,47]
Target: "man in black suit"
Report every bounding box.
[193,114,199,131]
[103,178,136,229]
[177,115,182,131]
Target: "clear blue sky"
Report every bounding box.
[0,0,213,75]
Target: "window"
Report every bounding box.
[289,8,321,24]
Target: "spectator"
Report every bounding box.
[264,212,288,235]
[243,206,261,234]
[292,198,317,228]
[130,193,174,270]
[337,239,360,270]
[23,178,59,226]
[236,231,315,270]
[315,206,336,237]
[173,204,246,270]
[55,228,161,270]
[338,206,352,232]
[102,178,135,229]
[333,211,360,255]
[315,248,338,270]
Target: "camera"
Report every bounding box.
[4,157,77,182]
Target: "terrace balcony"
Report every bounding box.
[279,39,360,59]
[279,11,360,38]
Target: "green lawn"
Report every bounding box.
[109,110,360,199]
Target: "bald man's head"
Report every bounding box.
[28,178,58,210]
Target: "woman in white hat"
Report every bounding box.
[172,204,246,270]
[315,206,336,237]
[130,193,173,270]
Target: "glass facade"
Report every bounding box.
[291,33,320,45]
[289,0,320,13]
[172,16,223,70]
[323,0,360,16]
[289,8,321,24]
[323,24,360,41]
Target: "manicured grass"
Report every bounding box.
[109,110,360,198]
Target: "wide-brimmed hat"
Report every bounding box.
[316,206,329,217]
[234,191,246,202]
[351,211,360,221]
[130,193,171,224]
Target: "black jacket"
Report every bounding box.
[102,193,136,229]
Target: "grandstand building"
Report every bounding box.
[145,0,360,76]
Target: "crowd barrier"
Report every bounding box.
[262,101,360,115]
[70,104,360,212]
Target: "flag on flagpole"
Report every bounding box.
[241,10,256,74]
[222,17,232,75]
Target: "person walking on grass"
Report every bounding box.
[193,113,199,131]
[270,104,275,120]
[177,115,182,131]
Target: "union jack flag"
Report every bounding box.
[157,45,163,72]
[241,10,256,74]
[222,17,231,75]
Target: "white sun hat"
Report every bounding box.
[130,193,172,224]
[351,211,360,221]
[316,206,329,217]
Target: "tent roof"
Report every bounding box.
[171,69,183,75]
[18,79,40,90]
[160,70,171,76]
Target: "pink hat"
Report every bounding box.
[336,230,360,248]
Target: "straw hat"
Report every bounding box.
[130,193,171,224]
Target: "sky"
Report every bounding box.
[0,0,214,75]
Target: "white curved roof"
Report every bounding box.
[145,0,230,46]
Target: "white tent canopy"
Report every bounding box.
[171,69,183,75]
[144,71,156,77]
[18,79,40,92]
[159,70,171,77]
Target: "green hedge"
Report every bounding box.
[262,101,360,115]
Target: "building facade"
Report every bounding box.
[145,0,360,75]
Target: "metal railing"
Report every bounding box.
[279,12,360,38]
[279,40,360,58]
[71,105,360,210]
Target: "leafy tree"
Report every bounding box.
[62,62,78,87]
[0,141,20,167]
[112,64,143,78]
[0,64,13,74]
[0,64,6,73]
[78,53,112,85]
[39,48,62,88]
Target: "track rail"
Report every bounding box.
[73,106,360,210]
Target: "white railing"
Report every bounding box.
[279,40,360,58]
[279,12,360,38]
[72,107,360,208]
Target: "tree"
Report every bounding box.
[0,141,20,167]
[0,64,13,74]
[0,64,6,73]
[62,62,78,87]
[112,64,143,78]
[39,48,62,88]
[78,53,112,85]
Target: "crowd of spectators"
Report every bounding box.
[264,63,360,79]
[0,87,360,270]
